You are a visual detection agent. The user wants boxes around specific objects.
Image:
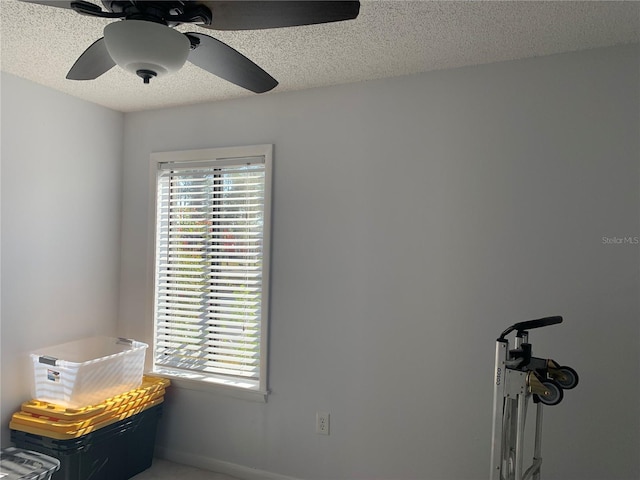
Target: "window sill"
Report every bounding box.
[147,368,268,403]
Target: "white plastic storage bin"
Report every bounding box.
[30,336,147,409]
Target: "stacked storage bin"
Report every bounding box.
[0,447,60,480]
[9,337,168,480]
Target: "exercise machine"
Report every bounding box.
[490,316,579,480]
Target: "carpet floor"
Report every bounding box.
[131,458,240,480]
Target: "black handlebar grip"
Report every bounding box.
[499,316,563,339]
[513,316,563,332]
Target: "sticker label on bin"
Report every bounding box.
[47,369,60,382]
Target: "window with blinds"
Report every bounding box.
[151,145,272,393]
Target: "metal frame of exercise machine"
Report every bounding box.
[490,316,579,480]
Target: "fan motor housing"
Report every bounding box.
[101,1,185,16]
[100,1,210,26]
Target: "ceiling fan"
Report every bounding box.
[19,0,360,93]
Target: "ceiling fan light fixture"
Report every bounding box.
[103,20,190,82]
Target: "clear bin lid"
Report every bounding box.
[0,447,60,480]
[31,336,147,364]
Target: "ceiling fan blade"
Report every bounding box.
[19,1,121,18]
[66,37,116,80]
[18,0,95,10]
[186,33,278,93]
[18,0,73,8]
[198,1,360,31]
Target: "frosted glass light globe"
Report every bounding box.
[104,20,190,83]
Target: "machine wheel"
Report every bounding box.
[535,380,563,406]
[555,366,579,390]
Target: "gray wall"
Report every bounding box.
[119,44,640,480]
[0,73,124,447]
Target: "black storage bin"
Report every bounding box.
[11,404,162,480]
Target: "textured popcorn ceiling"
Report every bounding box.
[1,0,638,112]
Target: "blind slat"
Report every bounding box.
[157,338,259,352]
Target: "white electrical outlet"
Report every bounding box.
[316,411,330,435]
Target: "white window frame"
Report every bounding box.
[149,144,272,402]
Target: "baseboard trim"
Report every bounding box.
[155,446,301,480]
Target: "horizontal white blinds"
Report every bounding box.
[154,159,265,380]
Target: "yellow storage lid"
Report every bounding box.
[20,375,169,420]
[10,396,164,440]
